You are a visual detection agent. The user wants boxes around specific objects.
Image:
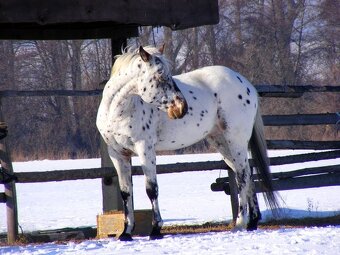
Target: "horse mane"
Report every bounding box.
[110,45,171,77]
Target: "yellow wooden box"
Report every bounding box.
[97,209,153,238]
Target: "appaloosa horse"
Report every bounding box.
[96,45,279,241]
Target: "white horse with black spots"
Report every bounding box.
[96,45,279,241]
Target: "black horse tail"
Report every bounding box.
[250,106,281,213]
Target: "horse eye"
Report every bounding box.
[155,58,161,65]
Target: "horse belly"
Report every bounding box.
[155,100,216,151]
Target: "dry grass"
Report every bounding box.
[1,215,339,246]
[161,215,340,235]
[161,221,233,235]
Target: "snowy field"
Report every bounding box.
[1,150,340,254]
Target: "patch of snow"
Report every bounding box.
[0,150,339,254]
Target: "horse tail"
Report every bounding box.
[249,106,280,213]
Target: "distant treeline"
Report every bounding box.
[0,0,338,160]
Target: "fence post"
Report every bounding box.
[100,37,128,212]
[100,139,123,212]
[0,99,18,244]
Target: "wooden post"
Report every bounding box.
[100,37,128,212]
[100,139,123,212]
[0,99,18,243]
[227,169,239,222]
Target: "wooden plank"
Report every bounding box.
[12,163,222,183]
[0,0,219,27]
[269,150,340,166]
[269,173,340,192]
[271,165,340,180]
[10,165,214,183]
[136,161,227,175]
[146,150,340,175]
[0,24,138,40]
[11,151,340,183]
[267,140,340,150]
[97,211,125,238]
[212,172,340,194]
[25,227,97,242]
[0,89,103,97]
[0,0,219,39]
[14,167,115,183]
[256,85,340,97]
[0,85,338,98]
[215,165,340,185]
[97,210,153,238]
[263,113,339,126]
[13,163,339,183]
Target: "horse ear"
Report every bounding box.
[139,46,151,62]
[159,43,165,54]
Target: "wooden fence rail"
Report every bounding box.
[211,165,340,194]
[267,140,340,150]
[0,85,339,98]
[1,150,339,184]
[263,113,339,126]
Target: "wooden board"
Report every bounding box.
[97,210,153,238]
[97,211,125,238]
[211,167,340,194]
[0,0,219,39]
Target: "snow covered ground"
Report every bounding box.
[1,150,340,254]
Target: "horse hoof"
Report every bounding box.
[118,233,133,241]
[149,233,164,240]
[246,222,258,231]
[247,216,260,231]
[246,225,258,231]
[149,227,163,240]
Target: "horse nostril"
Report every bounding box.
[171,100,175,104]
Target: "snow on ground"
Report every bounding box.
[1,150,340,254]
[2,227,340,255]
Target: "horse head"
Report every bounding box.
[137,46,188,119]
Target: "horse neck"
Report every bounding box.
[101,74,138,119]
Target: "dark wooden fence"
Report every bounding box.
[211,151,340,193]
[0,85,339,243]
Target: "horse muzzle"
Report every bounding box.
[167,96,188,119]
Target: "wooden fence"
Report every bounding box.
[0,85,339,243]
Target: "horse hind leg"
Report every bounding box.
[246,172,261,231]
[207,134,258,230]
[230,150,261,230]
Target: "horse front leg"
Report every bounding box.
[108,146,134,241]
[135,141,163,240]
